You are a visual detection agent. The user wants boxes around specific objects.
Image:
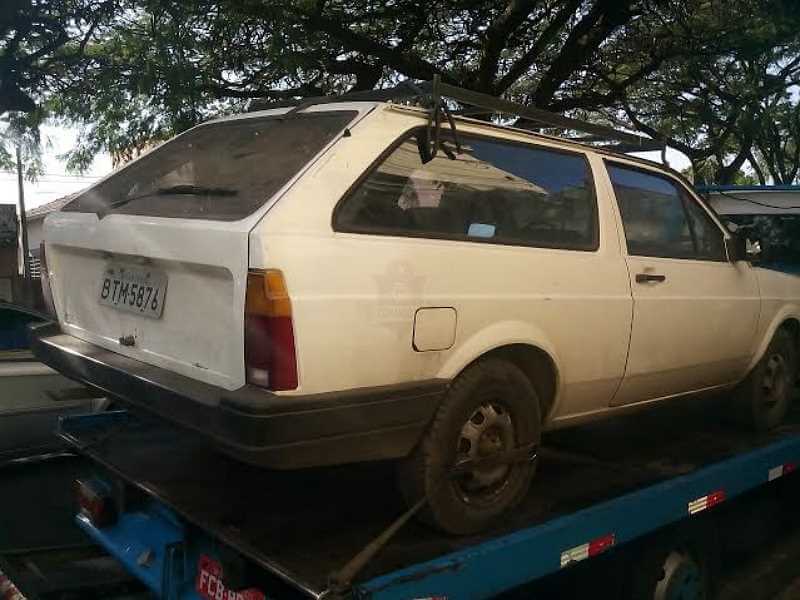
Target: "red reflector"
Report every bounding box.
[264,316,298,391]
[76,479,116,527]
[588,533,616,557]
[785,463,797,475]
[707,490,726,508]
[245,315,298,391]
[689,489,726,514]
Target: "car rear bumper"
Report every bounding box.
[29,322,446,468]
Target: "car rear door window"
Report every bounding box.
[335,131,598,251]
[607,164,725,261]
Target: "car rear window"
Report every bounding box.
[63,111,357,221]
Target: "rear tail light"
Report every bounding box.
[40,242,56,317]
[245,269,298,391]
[75,478,116,527]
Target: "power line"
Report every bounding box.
[716,190,800,210]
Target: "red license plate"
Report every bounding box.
[196,555,265,600]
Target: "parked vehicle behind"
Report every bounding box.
[705,184,800,276]
[31,91,800,534]
[0,302,105,460]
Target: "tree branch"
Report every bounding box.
[533,0,638,107]
[476,0,541,92]
[292,7,454,84]
[495,0,582,94]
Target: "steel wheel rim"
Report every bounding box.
[654,550,705,600]
[762,353,788,410]
[454,398,516,506]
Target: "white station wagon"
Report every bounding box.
[31,85,800,534]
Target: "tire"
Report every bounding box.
[397,358,541,535]
[733,329,797,432]
[627,523,718,600]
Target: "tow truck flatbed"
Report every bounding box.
[55,397,800,599]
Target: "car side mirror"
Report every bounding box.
[726,232,762,263]
[746,238,763,263]
[726,233,747,262]
[725,228,762,263]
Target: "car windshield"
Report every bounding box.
[63,111,357,221]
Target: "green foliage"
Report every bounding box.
[601,0,800,184]
[3,0,800,182]
[0,0,118,115]
[681,164,758,186]
[0,111,47,181]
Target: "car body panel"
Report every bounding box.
[250,112,633,423]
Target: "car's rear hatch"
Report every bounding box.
[44,108,360,392]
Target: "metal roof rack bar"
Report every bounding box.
[434,80,648,147]
[248,78,658,150]
[247,80,434,112]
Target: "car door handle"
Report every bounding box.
[635,273,666,283]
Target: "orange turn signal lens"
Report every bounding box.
[246,270,292,317]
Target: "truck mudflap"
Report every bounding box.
[58,404,800,600]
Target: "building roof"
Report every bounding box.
[25,192,80,221]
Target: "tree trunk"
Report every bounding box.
[16,145,30,280]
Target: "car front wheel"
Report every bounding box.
[733,328,797,432]
[398,358,541,535]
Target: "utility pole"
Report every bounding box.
[16,144,30,279]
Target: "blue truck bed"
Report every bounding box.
[57,398,800,599]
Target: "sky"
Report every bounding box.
[0,124,692,218]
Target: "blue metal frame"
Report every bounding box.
[76,500,187,597]
[697,184,800,193]
[357,437,799,599]
[60,412,800,600]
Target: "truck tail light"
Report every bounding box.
[40,242,56,317]
[75,478,116,527]
[245,269,298,391]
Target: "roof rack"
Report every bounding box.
[248,76,663,154]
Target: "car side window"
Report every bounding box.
[682,194,727,261]
[335,131,598,251]
[607,163,725,261]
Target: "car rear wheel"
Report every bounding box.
[733,329,797,432]
[397,358,541,535]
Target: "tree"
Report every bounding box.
[0,111,45,180]
[601,0,800,184]
[9,0,799,183]
[50,0,670,165]
[0,0,118,116]
[681,164,758,186]
[750,96,800,184]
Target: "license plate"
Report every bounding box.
[98,263,168,319]
[195,555,265,600]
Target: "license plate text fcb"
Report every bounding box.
[196,555,265,600]
[98,263,168,319]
